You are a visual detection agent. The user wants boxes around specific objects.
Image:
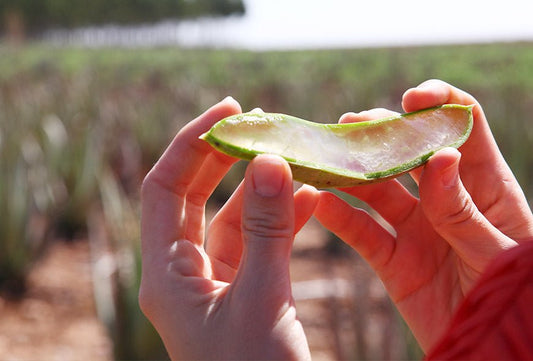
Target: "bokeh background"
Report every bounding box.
[1,1,532,360]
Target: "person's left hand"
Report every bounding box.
[313,80,532,351]
[139,97,318,360]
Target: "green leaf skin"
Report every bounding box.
[200,104,474,188]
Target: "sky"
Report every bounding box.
[176,0,533,49]
[51,0,533,49]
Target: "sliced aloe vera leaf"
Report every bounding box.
[200,104,474,188]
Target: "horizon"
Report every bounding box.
[42,0,533,50]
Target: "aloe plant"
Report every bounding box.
[93,167,166,360]
[0,124,52,294]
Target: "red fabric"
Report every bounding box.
[426,241,533,360]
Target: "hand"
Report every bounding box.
[139,97,318,360]
[314,79,533,351]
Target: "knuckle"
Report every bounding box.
[138,281,155,319]
[439,195,476,228]
[242,212,293,242]
[140,171,156,195]
[186,190,210,208]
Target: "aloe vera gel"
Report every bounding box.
[201,105,473,188]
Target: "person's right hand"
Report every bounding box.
[314,80,533,351]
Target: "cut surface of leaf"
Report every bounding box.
[200,104,474,188]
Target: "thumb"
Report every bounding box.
[232,154,295,303]
[419,148,516,271]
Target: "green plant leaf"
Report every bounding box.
[200,104,474,188]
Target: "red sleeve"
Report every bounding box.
[426,241,533,361]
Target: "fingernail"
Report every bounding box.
[339,112,358,124]
[252,156,285,197]
[440,160,460,189]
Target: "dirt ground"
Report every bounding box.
[0,240,113,361]
[0,217,407,361]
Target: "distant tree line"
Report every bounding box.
[0,0,245,38]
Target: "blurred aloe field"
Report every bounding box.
[1,42,533,360]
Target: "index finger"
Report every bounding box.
[141,97,242,252]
